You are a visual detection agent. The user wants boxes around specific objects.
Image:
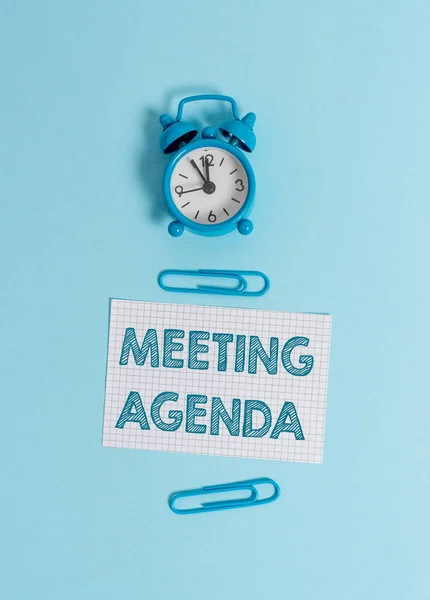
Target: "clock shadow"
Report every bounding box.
[136,86,241,224]
[136,107,169,223]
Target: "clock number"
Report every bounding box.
[208,211,217,223]
[199,154,214,168]
[175,185,184,197]
[235,179,245,192]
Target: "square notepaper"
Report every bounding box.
[102,300,332,463]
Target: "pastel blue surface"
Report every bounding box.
[1,1,429,599]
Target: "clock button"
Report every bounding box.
[201,126,217,140]
[168,221,185,237]
[237,219,253,235]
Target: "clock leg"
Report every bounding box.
[168,221,185,237]
[237,219,253,235]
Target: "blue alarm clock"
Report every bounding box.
[159,94,256,237]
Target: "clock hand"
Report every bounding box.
[180,186,204,195]
[190,159,208,183]
[205,156,211,182]
[175,185,204,197]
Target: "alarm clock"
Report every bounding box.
[159,94,256,237]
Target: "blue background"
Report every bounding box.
[1,1,429,599]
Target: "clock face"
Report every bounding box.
[169,146,249,225]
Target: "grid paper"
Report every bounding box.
[102,300,332,463]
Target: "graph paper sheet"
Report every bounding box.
[102,300,332,463]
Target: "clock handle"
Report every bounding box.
[172,94,256,152]
[174,94,240,122]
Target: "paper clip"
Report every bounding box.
[168,477,280,515]
[157,269,270,297]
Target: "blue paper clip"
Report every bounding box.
[157,269,270,297]
[168,477,280,515]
